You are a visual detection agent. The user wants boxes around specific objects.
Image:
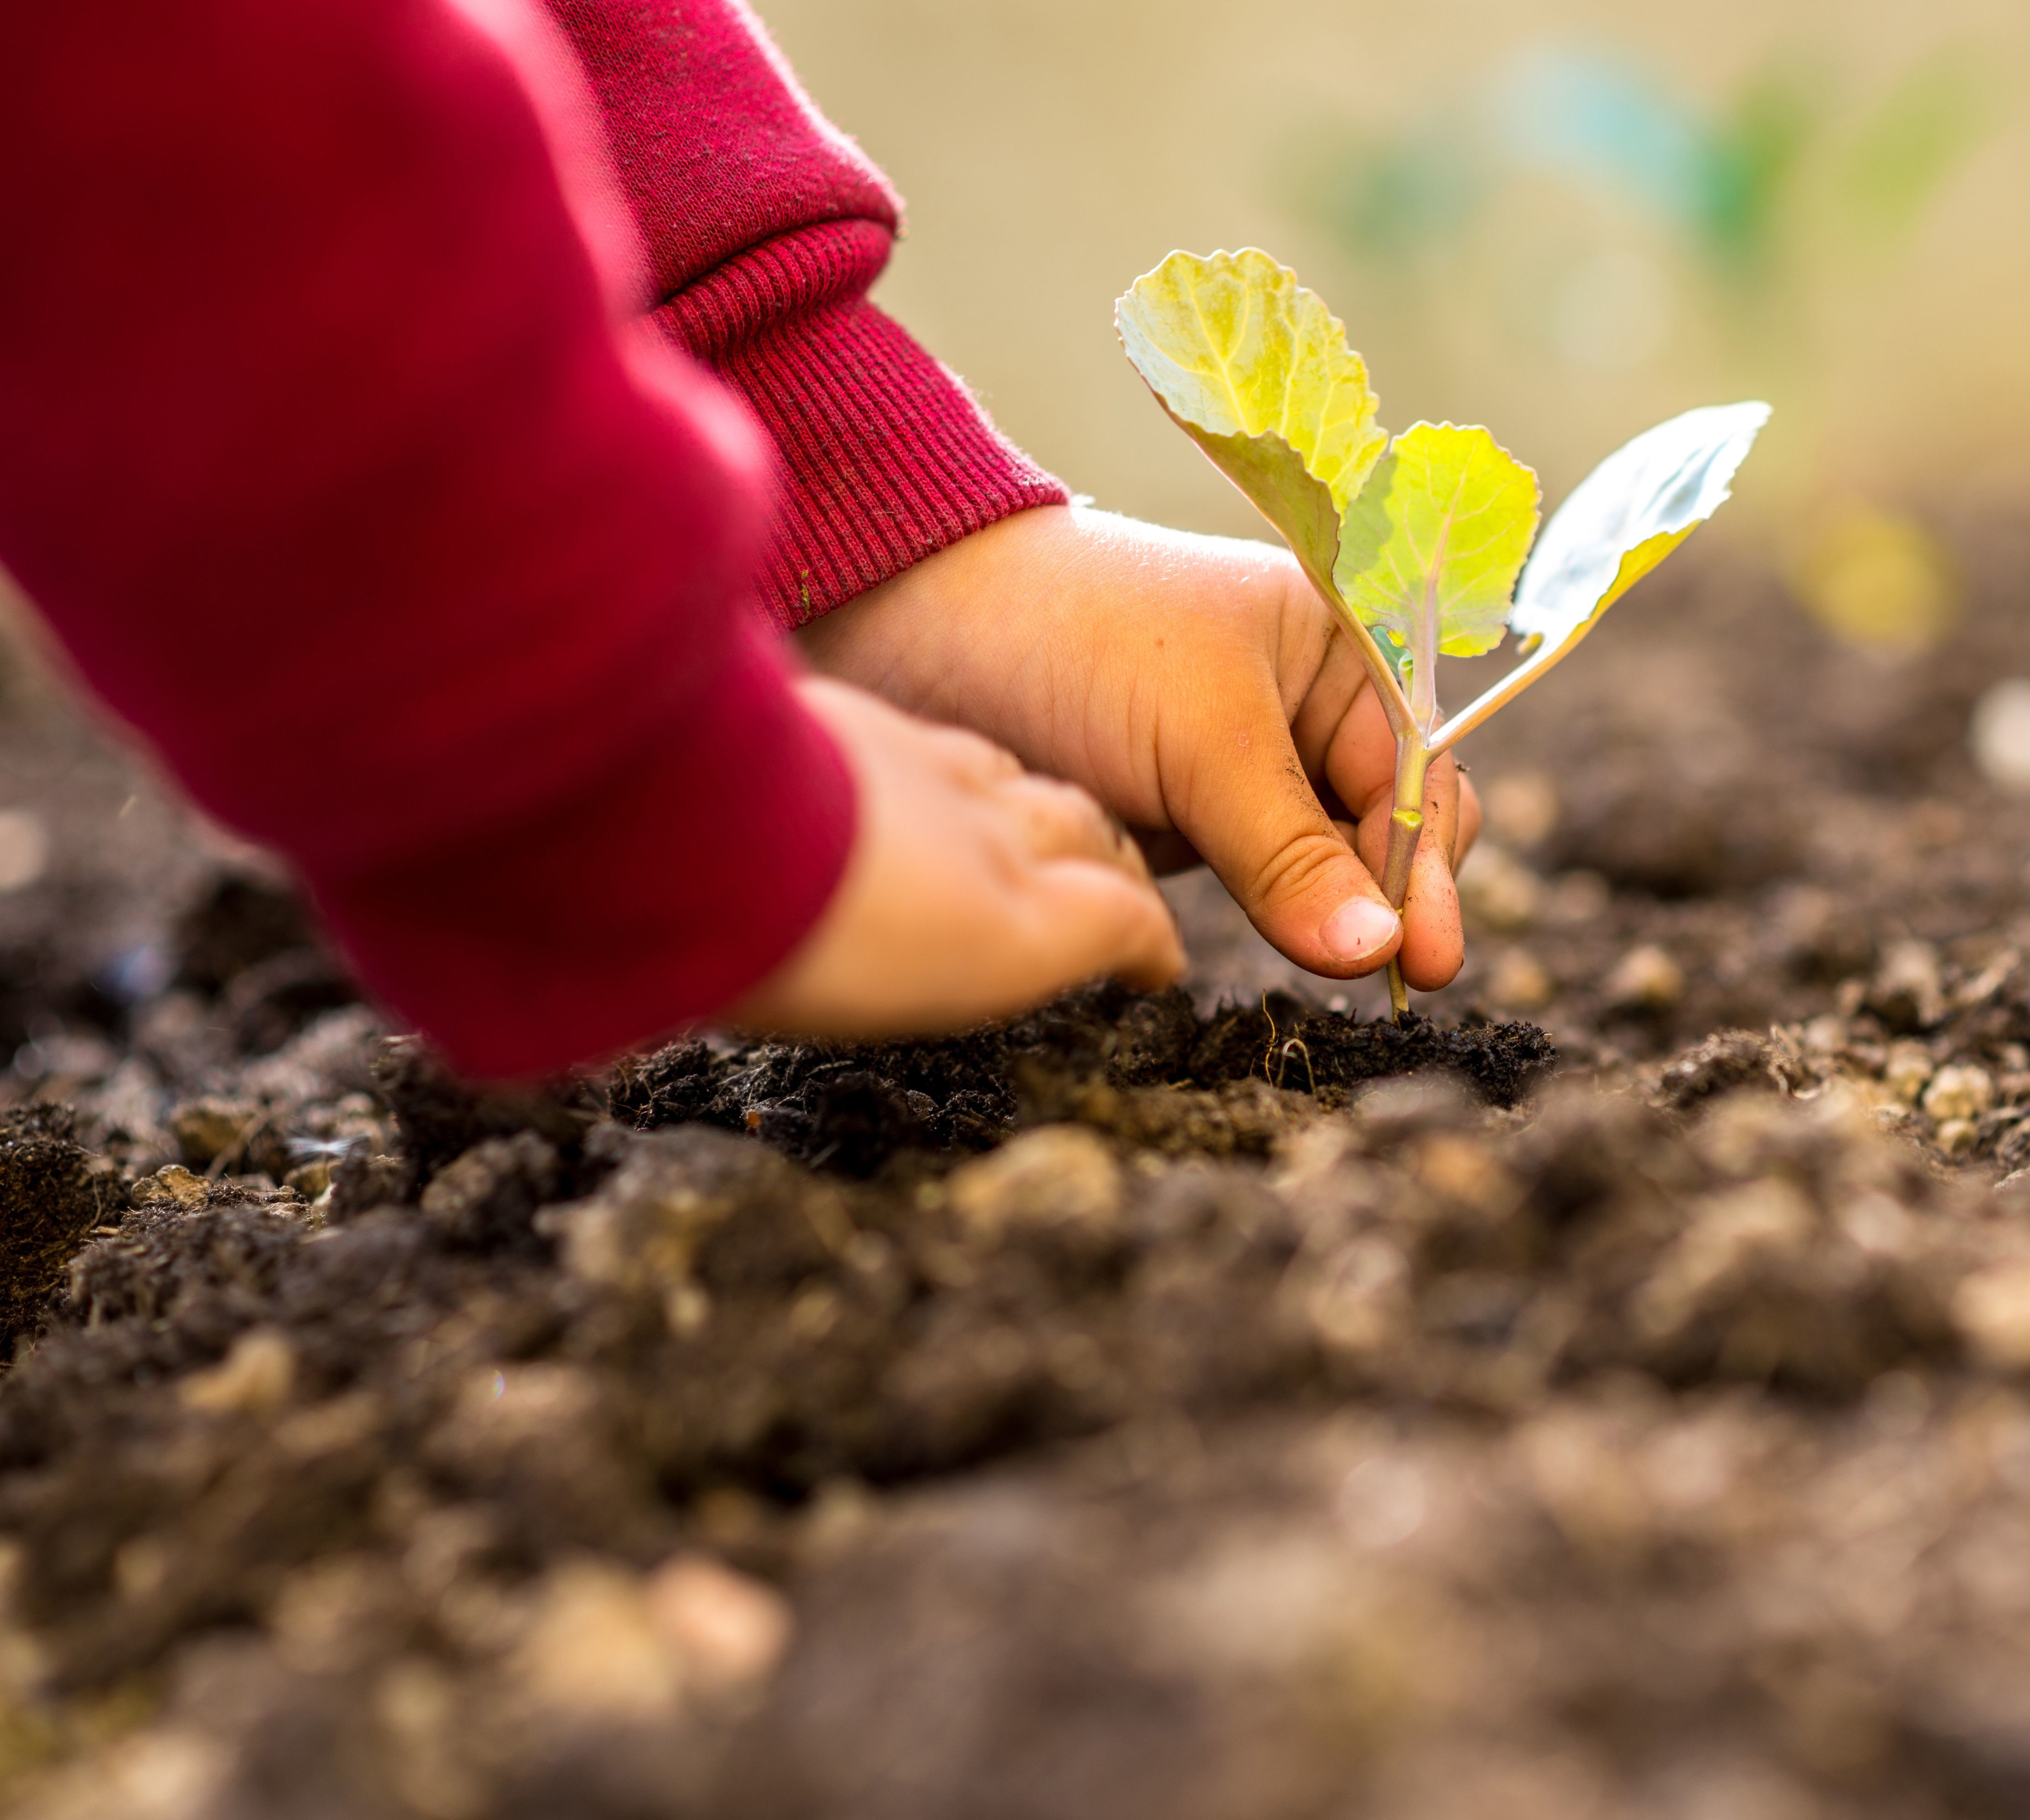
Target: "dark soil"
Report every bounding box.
[2,518,2030,1817]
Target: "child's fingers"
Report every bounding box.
[737,678,1186,1038]
[1024,859,1186,993]
[1165,667,1404,979]
[1351,745,1466,990]
[1316,682,1467,988]
[1456,772,1483,865]
[1315,682,1402,823]
[1288,624,1379,781]
[999,774,1151,882]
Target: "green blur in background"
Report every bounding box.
[762,0,2030,635]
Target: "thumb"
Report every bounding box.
[1166,672,1403,978]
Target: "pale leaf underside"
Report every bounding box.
[1509,400,1773,655]
[1432,400,1771,751]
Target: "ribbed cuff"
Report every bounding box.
[656,220,1068,628]
[306,615,854,1079]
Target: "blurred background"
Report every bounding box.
[766,0,2030,648]
[3,0,2029,1023]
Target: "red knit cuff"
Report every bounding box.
[306,616,854,1080]
[656,221,1068,628]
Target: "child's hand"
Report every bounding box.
[731,678,1184,1035]
[796,507,1480,991]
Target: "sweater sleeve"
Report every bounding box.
[0,0,854,1078]
[547,0,1069,626]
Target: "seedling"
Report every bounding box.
[1117,248,1768,1017]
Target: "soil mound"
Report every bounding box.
[3,526,2030,1815]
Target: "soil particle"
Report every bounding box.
[0,1107,116,1354]
[371,1039,602,1188]
[169,870,323,998]
[945,1126,1123,1245]
[417,1134,561,1255]
[166,1098,259,1173]
[1651,1028,1788,1111]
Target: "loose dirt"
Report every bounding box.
[1,523,2030,1818]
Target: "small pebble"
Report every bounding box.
[180,1329,296,1416]
[1543,870,1612,927]
[1922,1064,1994,1123]
[1336,1456,1428,1550]
[1934,1118,1980,1156]
[1971,678,2030,794]
[646,1555,793,1695]
[1413,1135,1518,1216]
[1454,843,1542,933]
[1838,1192,1913,1257]
[512,1563,683,1723]
[1953,1261,2030,1371]
[1868,940,1946,1030]
[1486,947,1555,1012]
[946,1125,1122,1240]
[131,1164,209,1210]
[1882,1042,1935,1105]
[169,1097,258,1170]
[1605,944,1684,1011]
[1480,771,1560,848]
[1801,1014,1848,1056]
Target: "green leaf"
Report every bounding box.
[1334,422,1540,687]
[1508,401,1770,659]
[1840,52,2001,245]
[1116,249,1387,597]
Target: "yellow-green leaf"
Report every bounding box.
[1509,401,1771,658]
[1116,249,1387,597]
[1334,423,1541,686]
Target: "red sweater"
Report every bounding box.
[0,0,1063,1076]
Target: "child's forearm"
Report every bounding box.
[547,0,1068,627]
[0,0,852,1075]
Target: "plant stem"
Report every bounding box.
[1378,737,1432,1020]
[1310,573,1416,739]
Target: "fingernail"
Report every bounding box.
[1320,897,1400,964]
